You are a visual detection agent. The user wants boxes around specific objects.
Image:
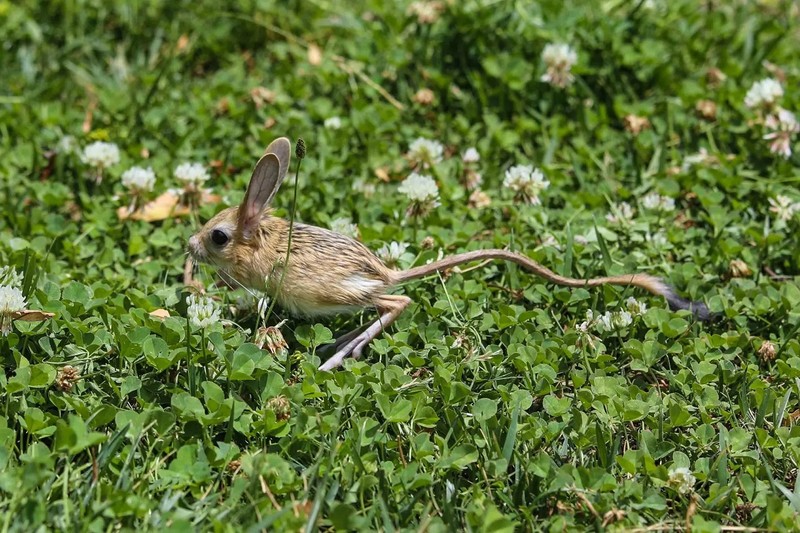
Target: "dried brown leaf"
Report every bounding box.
[250,87,277,108]
[176,34,190,53]
[117,190,221,222]
[12,310,55,321]
[307,43,322,66]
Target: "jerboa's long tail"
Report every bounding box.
[393,249,713,321]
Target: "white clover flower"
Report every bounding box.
[668,466,696,495]
[399,172,439,202]
[744,78,783,109]
[186,294,221,329]
[0,285,27,336]
[0,286,26,313]
[542,43,578,70]
[769,195,800,222]
[0,267,23,289]
[462,147,480,164]
[468,189,491,209]
[613,310,633,328]
[399,172,440,218]
[174,162,210,186]
[582,305,642,333]
[681,148,716,171]
[594,309,634,331]
[408,1,443,24]
[642,0,664,11]
[596,311,614,332]
[661,197,676,211]
[407,138,444,167]
[651,232,669,249]
[539,235,560,250]
[231,294,254,315]
[82,141,120,169]
[541,43,578,88]
[575,310,600,349]
[464,169,483,190]
[764,108,799,159]
[577,315,593,333]
[626,297,647,316]
[641,193,661,210]
[641,192,675,212]
[257,296,270,320]
[606,201,636,224]
[324,116,342,130]
[329,217,359,238]
[56,135,79,155]
[352,178,377,198]
[377,241,409,267]
[445,479,455,501]
[503,165,550,205]
[121,166,156,192]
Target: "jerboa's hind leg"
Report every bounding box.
[319,295,411,371]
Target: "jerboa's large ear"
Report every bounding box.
[237,137,292,235]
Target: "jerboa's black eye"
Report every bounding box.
[211,229,229,246]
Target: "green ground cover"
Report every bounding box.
[1,0,800,530]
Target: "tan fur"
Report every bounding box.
[190,211,676,313]
[394,249,672,294]
[189,206,394,316]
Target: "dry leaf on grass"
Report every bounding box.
[176,34,190,53]
[307,43,322,66]
[623,114,651,135]
[12,310,55,322]
[413,88,435,105]
[117,190,221,222]
[250,87,277,108]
